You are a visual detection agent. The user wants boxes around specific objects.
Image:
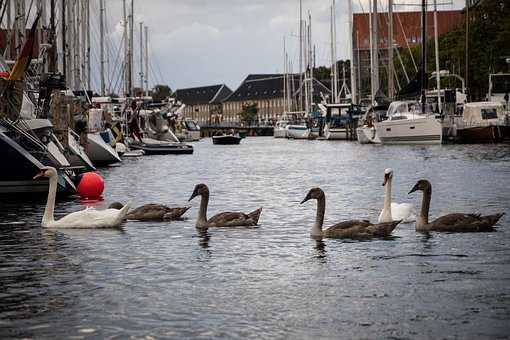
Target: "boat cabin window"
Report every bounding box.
[481,108,498,120]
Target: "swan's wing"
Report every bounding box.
[53,208,124,228]
[429,213,482,231]
[207,212,254,227]
[391,202,416,221]
[328,219,372,230]
[127,204,169,219]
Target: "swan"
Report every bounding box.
[35,167,129,228]
[108,202,190,221]
[378,168,416,223]
[301,187,401,239]
[188,183,262,229]
[409,179,504,232]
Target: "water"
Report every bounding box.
[1,138,510,339]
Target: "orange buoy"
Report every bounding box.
[76,172,104,199]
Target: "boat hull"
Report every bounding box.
[212,136,242,145]
[324,127,347,140]
[273,127,287,138]
[286,126,310,139]
[356,126,381,144]
[375,117,442,144]
[457,125,507,143]
[87,133,122,165]
[0,131,75,196]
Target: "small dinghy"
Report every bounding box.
[212,133,242,145]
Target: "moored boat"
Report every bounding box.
[212,134,242,145]
[375,101,442,145]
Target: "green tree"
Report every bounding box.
[239,102,258,125]
[152,84,172,102]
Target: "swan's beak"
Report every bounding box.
[188,190,198,202]
[382,173,389,186]
[300,193,311,204]
[408,183,419,195]
[33,169,45,179]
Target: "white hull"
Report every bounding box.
[87,133,122,165]
[68,132,96,169]
[375,116,442,144]
[273,127,288,138]
[324,127,347,140]
[356,126,381,144]
[286,126,310,139]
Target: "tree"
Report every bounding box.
[151,84,172,102]
[239,102,258,125]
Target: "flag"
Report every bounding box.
[8,14,40,81]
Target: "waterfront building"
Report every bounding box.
[174,84,232,126]
[352,10,463,98]
[222,74,329,126]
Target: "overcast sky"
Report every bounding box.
[94,0,464,92]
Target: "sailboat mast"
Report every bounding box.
[388,0,395,99]
[372,0,379,100]
[421,0,428,113]
[433,0,441,112]
[348,0,357,104]
[298,0,303,112]
[330,4,335,103]
[129,0,134,97]
[139,21,144,94]
[86,0,91,90]
[368,0,374,104]
[99,0,105,95]
[144,25,149,95]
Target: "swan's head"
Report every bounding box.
[382,168,393,186]
[300,187,325,204]
[189,183,209,201]
[109,202,124,210]
[409,179,431,194]
[33,167,58,180]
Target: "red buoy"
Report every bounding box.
[77,172,105,200]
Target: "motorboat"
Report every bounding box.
[67,130,96,171]
[286,123,311,139]
[457,102,509,143]
[0,120,76,196]
[129,137,194,154]
[375,101,442,144]
[86,108,122,165]
[273,120,289,138]
[212,133,242,145]
[87,132,122,165]
[356,105,387,144]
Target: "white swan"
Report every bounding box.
[378,168,416,223]
[35,167,130,228]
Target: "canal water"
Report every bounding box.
[1,138,509,339]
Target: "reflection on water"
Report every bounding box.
[1,138,509,339]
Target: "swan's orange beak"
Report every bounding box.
[33,169,45,180]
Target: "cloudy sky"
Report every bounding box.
[93,0,464,92]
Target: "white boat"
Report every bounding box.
[286,123,310,139]
[273,120,289,138]
[68,130,96,170]
[356,125,381,144]
[457,101,509,143]
[87,132,122,165]
[375,101,442,144]
[322,103,352,140]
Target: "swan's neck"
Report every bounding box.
[312,196,325,236]
[382,179,392,218]
[196,192,209,227]
[417,187,431,230]
[42,173,58,227]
